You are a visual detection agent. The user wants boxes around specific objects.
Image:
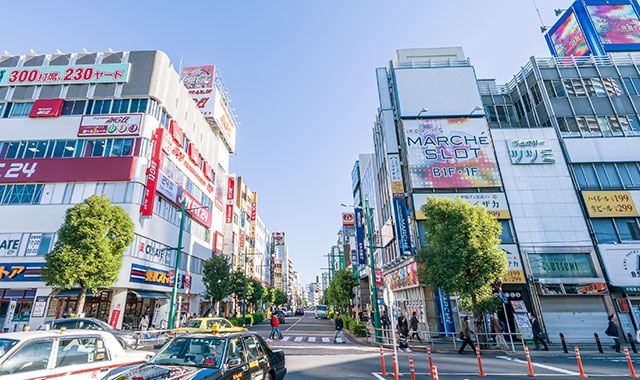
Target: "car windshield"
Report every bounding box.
[0,339,18,359]
[90,319,113,330]
[149,337,225,368]
[186,320,202,328]
[317,306,327,311]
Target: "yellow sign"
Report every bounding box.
[391,181,404,195]
[583,191,639,217]
[502,270,526,284]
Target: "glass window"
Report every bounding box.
[545,80,556,97]
[627,163,640,186]
[531,83,543,103]
[620,115,632,134]
[227,337,246,363]
[604,164,622,187]
[122,139,132,156]
[62,140,77,158]
[576,117,590,135]
[595,164,611,187]
[111,139,123,156]
[521,93,531,113]
[1,186,12,205]
[619,164,634,187]
[583,164,599,188]
[485,106,497,122]
[585,116,601,136]
[597,116,613,137]
[633,78,640,95]
[243,336,262,361]
[608,116,623,135]
[148,337,225,368]
[37,233,53,255]
[585,79,597,97]
[592,219,619,243]
[34,140,48,158]
[20,185,35,204]
[557,117,569,133]
[9,102,34,117]
[591,78,606,96]
[137,99,148,113]
[624,78,637,95]
[5,141,24,159]
[628,115,640,135]
[23,141,38,159]
[56,337,108,367]
[496,105,508,123]
[566,118,580,135]
[0,339,53,375]
[552,80,566,97]
[91,140,106,157]
[72,100,86,115]
[0,339,18,360]
[499,221,514,244]
[563,79,575,96]
[528,253,595,278]
[573,79,586,97]
[574,165,587,188]
[616,218,640,241]
[61,101,74,116]
[604,78,623,96]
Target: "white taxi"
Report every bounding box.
[0,329,151,380]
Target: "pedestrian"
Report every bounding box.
[398,315,411,352]
[333,313,346,343]
[139,313,150,331]
[381,311,391,342]
[268,311,282,340]
[529,314,549,351]
[490,315,508,350]
[409,312,422,343]
[458,316,476,354]
[605,314,620,353]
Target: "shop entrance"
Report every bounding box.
[50,289,112,321]
[122,291,169,330]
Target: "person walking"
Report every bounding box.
[458,316,475,354]
[529,314,549,351]
[605,314,621,353]
[409,312,422,343]
[139,313,150,331]
[268,312,282,341]
[398,315,411,352]
[490,315,508,350]
[381,311,391,343]
[333,313,346,343]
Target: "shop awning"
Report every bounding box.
[131,290,169,299]
[53,289,101,298]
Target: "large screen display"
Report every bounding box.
[587,4,640,45]
[403,118,500,188]
[550,12,591,56]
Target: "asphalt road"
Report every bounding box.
[247,311,640,380]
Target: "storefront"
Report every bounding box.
[498,245,535,341]
[47,289,113,321]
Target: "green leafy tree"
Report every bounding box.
[325,269,356,312]
[262,287,274,307]
[42,195,134,315]
[248,278,264,308]
[228,270,246,298]
[202,256,231,314]
[273,288,288,306]
[416,197,507,321]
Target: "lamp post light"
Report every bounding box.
[167,199,211,330]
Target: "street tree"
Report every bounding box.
[202,255,231,315]
[42,195,134,315]
[416,197,507,322]
[325,269,356,313]
[262,287,274,307]
[273,288,288,306]
[248,278,264,309]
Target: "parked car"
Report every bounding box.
[274,310,285,325]
[315,305,328,319]
[295,308,304,316]
[282,308,294,317]
[0,329,151,380]
[51,317,141,349]
[102,331,286,380]
[171,318,234,334]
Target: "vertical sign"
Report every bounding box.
[354,209,366,265]
[2,300,17,332]
[393,198,413,255]
[140,128,164,216]
[388,153,405,198]
[251,192,257,222]
[434,288,455,336]
[109,303,122,328]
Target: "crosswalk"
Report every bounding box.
[265,335,349,344]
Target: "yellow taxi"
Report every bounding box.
[171,317,234,334]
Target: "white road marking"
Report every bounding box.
[385,373,624,377]
[294,336,303,342]
[322,337,330,343]
[372,372,386,380]
[497,355,579,375]
[281,336,290,341]
[309,337,316,342]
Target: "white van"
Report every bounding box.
[315,305,328,319]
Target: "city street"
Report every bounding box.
[247,312,640,380]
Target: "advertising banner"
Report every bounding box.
[156,170,212,228]
[141,128,165,217]
[384,261,419,290]
[583,190,640,217]
[130,263,172,287]
[434,288,456,336]
[413,192,510,220]
[181,65,215,117]
[161,128,213,193]
[342,213,355,227]
[393,198,413,255]
[599,245,640,287]
[587,4,640,46]
[354,209,366,265]
[226,176,235,202]
[131,235,174,267]
[214,232,224,256]
[403,118,500,188]
[78,114,143,137]
[388,153,405,198]
[507,139,555,164]
[225,205,234,224]
[0,262,44,281]
[0,234,25,257]
[501,245,526,284]
[29,98,64,118]
[375,269,382,286]
[31,296,48,318]
[273,232,285,245]
[549,11,591,57]
[0,157,134,184]
[213,89,236,152]
[251,192,257,222]
[0,63,130,86]
[2,300,16,332]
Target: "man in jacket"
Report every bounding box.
[529,314,549,351]
[381,311,391,343]
[606,314,620,352]
[409,312,422,343]
[398,315,411,352]
[334,313,346,343]
[458,316,475,354]
[268,311,282,341]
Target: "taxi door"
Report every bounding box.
[242,335,267,380]
[50,335,113,380]
[224,337,250,380]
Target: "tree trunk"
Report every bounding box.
[76,287,87,317]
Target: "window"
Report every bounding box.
[608,116,623,136]
[91,99,112,115]
[604,78,623,96]
[9,102,34,117]
[576,117,590,135]
[604,164,622,187]
[130,98,149,113]
[628,115,640,135]
[566,118,580,135]
[615,218,640,241]
[37,233,54,255]
[227,338,246,362]
[573,79,586,97]
[591,78,606,96]
[563,79,575,96]
[597,116,612,137]
[585,79,597,97]
[521,93,531,113]
[0,339,53,375]
[531,83,543,104]
[1,184,44,205]
[56,337,108,367]
[485,106,497,122]
[499,221,514,244]
[0,103,6,117]
[624,78,637,95]
[243,336,263,361]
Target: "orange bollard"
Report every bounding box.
[475,345,487,376]
[392,349,399,380]
[427,345,434,376]
[624,347,639,378]
[524,346,536,377]
[379,346,388,376]
[574,346,588,378]
[409,356,416,380]
[432,365,439,380]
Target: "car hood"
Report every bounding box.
[107,363,217,380]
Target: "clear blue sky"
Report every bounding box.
[4,0,571,284]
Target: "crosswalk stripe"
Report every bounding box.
[322,337,330,343]
[282,336,290,341]
[309,337,316,342]
[294,336,303,342]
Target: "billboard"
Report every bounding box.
[413,192,510,219]
[0,157,134,184]
[587,3,640,46]
[342,213,355,226]
[78,114,143,137]
[403,118,500,188]
[582,190,640,217]
[354,209,366,265]
[0,63,130,87]
[393,66,483,118]
[29,99,64,118]
[213,89,237,153]
[273,232,285,246]
[549,11,591,57]
[181,65,215,117]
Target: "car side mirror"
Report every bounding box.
[227,357,242,367]
[145,354,152,360]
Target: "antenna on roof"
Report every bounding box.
[56,49,62,54]
[82,48,88,53]
[531,0,549,33]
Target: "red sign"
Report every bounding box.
[342,213,355,226]
[375,269,383,286]
[162,133,213,194]
[78,114,143,137]
[188,143,200,166]
[225,204,234,224]
[109,303,121,328]
[169,120,184,147]
[214,232,224,256]
[0,157,134,184]
[202,161,212,181]
[239,230,245,250]
[141,128,165,217]
[226,177,235,201]
[29,98,64,118]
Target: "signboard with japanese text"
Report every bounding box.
[599,245,640,287]
[29,99,64,118]
[141,128,165,217]
[0,63,130,86]
[129,263,172,287]
[342,213,355,227]
[225,205,234,224]
[251,192,257,222]
[354,209,366,265]
[384,261,420,290]
[213,89,236,153]
[156,170,212,228]
[507,139,555,164]
[393,198,413,255]
[273,232,285,246]
[0,262,44,281]
[181,65,215,117]
[403,118,500,188]
[388,153,405,198]
[214,232,224,256]
[161,127,214,193]
[0,157,134,184]
[413,192,510,220]
[583,190,640,217]
[78,114,142,137]
[501,245,526,284]
[31,296,48,318]
[128,235,174,267]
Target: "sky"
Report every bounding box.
[2,0,573,284]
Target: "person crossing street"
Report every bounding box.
[333,313,346,343]
[269,311,282,341]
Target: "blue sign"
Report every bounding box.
[241,211,246,228]
[354,209,367,265]
[434,288,456,336]
[0,262,44,282]
[377,298,385,305]
[130,263,172,287]
[351,252,358,267]
[393,198,413,255]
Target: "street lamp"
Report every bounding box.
[341,195,382,343]
[167,198,211,330]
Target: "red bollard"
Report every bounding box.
[379,346,388,376]
[392,349,399,380]
[432,365,439,380]
[624,347,639,378]
[427,345,434,376]
[574,346,588,378]
[475,345,487,376]
[524,346,536,377]
[409,356,416,380]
